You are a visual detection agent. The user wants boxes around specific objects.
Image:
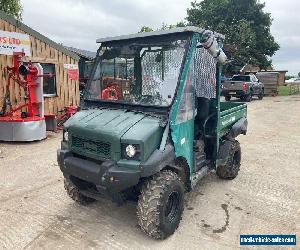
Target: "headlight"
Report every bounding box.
[125,144,136,158]
[63,131,69,141]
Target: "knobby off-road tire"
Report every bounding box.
[240,96,246,102]
[137,170,185,239]
[64,178,96,205]
[216,140,241,180]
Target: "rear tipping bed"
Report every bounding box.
[219,102,247,137]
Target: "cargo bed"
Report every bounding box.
[219,102,247,136]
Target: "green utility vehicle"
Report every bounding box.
[57,27,248,239]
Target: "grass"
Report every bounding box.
[278,86,291,96]
[278,85,300,96]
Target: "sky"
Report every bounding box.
[20,0,300,76]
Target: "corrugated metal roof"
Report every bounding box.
[64,46,96,60]
[96,26,225,43]
[0,10,80,61]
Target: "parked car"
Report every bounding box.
[222,74,264,102]
[221,75,231,83]
[285,77,300,84]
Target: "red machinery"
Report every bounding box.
[0,52,47,141]
[101,85,122,100]
[56,105,78,130]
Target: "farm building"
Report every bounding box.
[255,72,280,96]
[241,64,288,85]
[245,69,288,86]
[0,10,81,116]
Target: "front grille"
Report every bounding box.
[71,135,111,159]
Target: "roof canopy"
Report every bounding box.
[64,46,96,60]
[97,26,225,44]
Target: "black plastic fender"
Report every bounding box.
[140,144,175,177]
[217,118,247,167]
[229,117,248,138]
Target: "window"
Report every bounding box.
[175,46,217,124]
[86,37,188,107]
[41,63,56,97]
[251,75,258,82]
[175,64,195,124]
[231,75,250,81]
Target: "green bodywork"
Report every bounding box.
[64,109,163,164]
[169,34,247,174]
[170,34,198,172]
[219,102,247,137]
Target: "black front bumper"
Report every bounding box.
[57,149,141,196]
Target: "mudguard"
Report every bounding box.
[217,118,247,167]
[229,117,248,138]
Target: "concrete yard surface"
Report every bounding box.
[0,95,299,249]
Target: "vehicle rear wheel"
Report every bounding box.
[245,92,253,102]
[137,170,185,239]
[64,178,96,205]
[258,89,264,100]
[216,140,241,180]
[225,96,231,101]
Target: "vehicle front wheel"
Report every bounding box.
[216,140,241,180]
[225,96,231,101]
[137,170,185,239]
[245,92,253,102]
[64,178,96,205]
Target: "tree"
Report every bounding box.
[139,21,187,33]
[187,0,280,71]
[0,0,22,20]
[139,26,153,33]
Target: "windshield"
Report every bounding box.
[85,36,189,107]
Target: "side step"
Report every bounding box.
[191,165,210,189]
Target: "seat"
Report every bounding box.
[194,97,210,139]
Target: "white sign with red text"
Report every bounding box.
[0,30,31,56]
[64,64,79,80]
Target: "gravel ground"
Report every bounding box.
[0,95,299,250]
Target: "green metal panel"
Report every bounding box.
[121,117,163,162]
[219,103,247,136]
[214,64,222,158]
[65,109,145,161]
[170,34,199,173]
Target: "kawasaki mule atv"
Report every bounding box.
[57,27,247,239]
